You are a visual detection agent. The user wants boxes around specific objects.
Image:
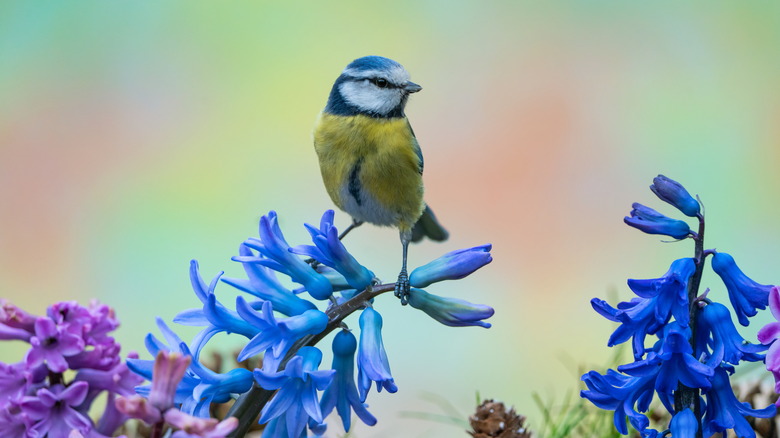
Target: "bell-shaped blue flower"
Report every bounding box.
[289,210,375,291]
[223,244,316,316]
[320,330,377,432]
[696,302,766,365]
[357,307,397,402]
[624,203,692,240]
[591,296,662,360]
[173,261,261,357]
[580,368,656,435]
[178,344,255,417]
[254,346,335,438]
[407,288,494,328]
[126,319,203,411]
[619,323,714,396]
[628,257,696,327]
[235,297,328,370]
[670,408,698,436]
[711,252,773,327]
[650,175,700,217]
[409,244,492,288]
[702,366,776,438]
[240,211,333,301]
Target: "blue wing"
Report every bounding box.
[407,119,423,175]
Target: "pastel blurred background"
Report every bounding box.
[2,2,780,436]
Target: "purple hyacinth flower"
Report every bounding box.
[290,210,375,291]
[357,307,397,402]
[0,402,34,437]
[254,346,335,438]
[409,244,492,288]
[165,408,238,437]
[620,323,714,396]
[711,251,773,327]
[73,351,144,398]
[702,366,776,437]
[0,299,36,333]
[235,297,328,368]
[670,408,698,436]
[624,203,692,240]
[407,288,494,328]
[223,244,316,317]
[241,211,333,301]
[580,368,656,435]
[148,351,192,412]
[627,257,695,327]
[0,361,31,405]
[320,330,377,432]
[696,302,766,366]
[21,381,92,436]
[649,175,700,217]
[26,317,85,373]
[757,287,780,398]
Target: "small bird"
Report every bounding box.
[313,56,448,304]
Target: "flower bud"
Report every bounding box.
[650,175,700,217]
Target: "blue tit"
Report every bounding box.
[313,55,448,304]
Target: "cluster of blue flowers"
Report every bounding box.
[127,210,494,437]
[581,175,777,437]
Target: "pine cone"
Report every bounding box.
[468,399,531,438]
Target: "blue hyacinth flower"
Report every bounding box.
[178,344,255,417]
[649,175,700,217]
[696,302,766,365]
[711,252,773,327]
[357,307,397,402]
[241,211,333,301]
[624,203,692,240]
[591,296,662,360]
[223,244,316,317]
[627,257,696,327]
[409,244,492,288]
[670,408,698,437]
[407,288,494,328]
[319,330,377,432]
[235,297,328,369]
[619,323,714,396]
[580,368,656,435]
[173,260,261,357]
[126,319,202,413]
[254,346,335,438]
[702,366,776,438]
[289,210,375,291]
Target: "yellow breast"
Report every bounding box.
[313,113,424,230]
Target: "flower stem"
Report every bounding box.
[226,282,395,437]
[675,213,706,438]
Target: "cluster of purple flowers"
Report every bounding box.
[582,175,777,437]
[127,209,494,437]
[0,299,142,437]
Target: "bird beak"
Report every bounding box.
[403,81,422,93]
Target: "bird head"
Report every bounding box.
[325,56,421,118]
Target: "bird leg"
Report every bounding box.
[338,219,364,241]
[394,231,412,305]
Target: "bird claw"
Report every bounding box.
[394,270,410,305]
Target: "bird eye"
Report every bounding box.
[373,78,389,88]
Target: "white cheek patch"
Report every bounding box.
[339,80,402,115]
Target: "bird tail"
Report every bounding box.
[411,205,449,243]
